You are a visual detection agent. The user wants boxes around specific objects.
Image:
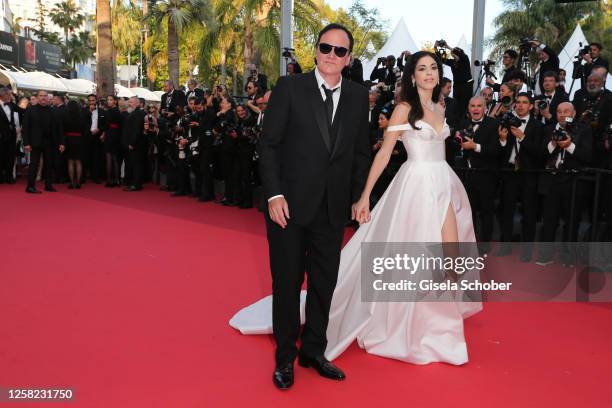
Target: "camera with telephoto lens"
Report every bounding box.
[536,97,548,111]
[519,37,534,55]
[500,95,513,107]
[452,125,475,148]
[551,117,575,142]
[180,112,199,128]
[499,112,522,131]
[578,44,591,56]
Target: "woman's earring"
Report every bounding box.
[412,78,415,87]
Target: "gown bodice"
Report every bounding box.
[388,120,449,163]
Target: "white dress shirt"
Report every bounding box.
[500,114,530,165]
[90,109,99,132]
[547,123,576,168]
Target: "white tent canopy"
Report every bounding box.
[114,84,135,98]
[362,17,419,82]
[129,87,161,102]
[59,78,97,96]
[558,24,612,99]
[0,70,70,93]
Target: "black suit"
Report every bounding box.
[535,90,569,126]
[0,102,17,182]
[538,122,592,261]
[22,104,59,188]
[161,90,187,118]
[535,45,559,93]
[122,108,146,188]
[458,117,501,248]
[185,88,205,101]
[258,71,370,367]
[583,56,609,87]
[491,65,518,92]
[498,116,545,258]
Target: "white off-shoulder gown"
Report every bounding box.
[230,120,483,365]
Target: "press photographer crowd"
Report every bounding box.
[0,39,610,265]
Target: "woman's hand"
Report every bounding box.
[352,196,371,224]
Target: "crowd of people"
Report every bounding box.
[1,41,611,265]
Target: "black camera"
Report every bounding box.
[474,59,495,67]
[180,112,199,127]
[281,47,295,59]
[551,117,575,142]
[536,98,548,111]
[436,39,448,48]
[500,95,513,107]
[578,44,590,56]
[499,112,522,130]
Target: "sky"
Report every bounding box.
[326,0,506,53]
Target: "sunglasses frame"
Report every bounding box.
[318,42,349,58]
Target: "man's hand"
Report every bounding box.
[541,106,551,120]
[461,137,477,150]
[529,40,541,48]
[510,126,525,141]
[59,144,65,153]
[268,196,290,229]
[583,54,593,64]
[128,144,134,150]
[558,136,573,149]
[352,197,371,224]
[24,145,32,153]
[498,126,508,142]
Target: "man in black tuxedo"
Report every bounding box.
[0,87,18,183]
[536,103,592,266]
[22,90,65,193]
[497,92,545,261]
[122,97,147,191]
[441,77,460,130]
[439,46,473,116]
[486,49,518,92]
[534,71,568,126]
[185,79,204,101]
[458,96,501,254]
[530,40,559,96]
[581,42,609,89]
[160,80,186,121]
[259,23,370,390]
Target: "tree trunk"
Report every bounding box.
[242,16,253,93]
[167,18,180,89]
[220,48,227,85]
[96,0,115,97]
[143,0,151,89]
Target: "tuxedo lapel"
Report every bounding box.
[307,71,331,153]
[330,78,349,158]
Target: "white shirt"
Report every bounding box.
[500,114,529,165]
[314,67,342,122]
[90,109,98,132]
[268,68,344,203]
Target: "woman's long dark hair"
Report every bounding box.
[399,51,443,129]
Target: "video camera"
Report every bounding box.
[475,59,497,80]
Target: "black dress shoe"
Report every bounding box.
[7,177,16,184]
[44,185,57,192]
[298,355,345,380]
[123,185,142,191]
[273,363,294,390]
[198,197,213,202]
[171,191,187,197]
[25,186,42,194]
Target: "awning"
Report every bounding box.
[129,87,161,102]
[114,84,135,98]
[0,69,69,93]
[59,78,97,96]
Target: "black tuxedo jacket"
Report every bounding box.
[258,71,371,227]
[458,116,501,171]
[0,102,16,143]
[539,122,592,191]
[536,90,569,126]
[121,108,146,148]
[161,90,187,115]
[22,105,59,148]
[499,116,545,170]
[186,88,205,101]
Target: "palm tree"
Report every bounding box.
[146,0,214,88]
[50,0,86,46]
[96,0,115,97]
[112,0,142,77]
[65,31,95,69]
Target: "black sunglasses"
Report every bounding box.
[318,43,349,58]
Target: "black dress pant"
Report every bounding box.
[466,174,497,249]
[266,193,344,367]
[128,147,144,188]
[199,148,214,199]
[221,150,237,201]
[500,170,538,256]
[176,157,190,194]
[28,145,55,188]
[236,150,253,206]
[0,136,16,181]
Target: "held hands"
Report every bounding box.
[352,196,371,225]
[268,196,290,229]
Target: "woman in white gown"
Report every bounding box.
[231,51,482,365]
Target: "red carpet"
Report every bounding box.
[1,181,611,407]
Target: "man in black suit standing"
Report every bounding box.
[441,77,460,130]
[486,49,518,92]
[581,42,609,89]
[497,92,544,261]
[185,79,204,101]
[530,40,559,96]
[22,90,65,193]
[160,80,186,121]
[458,96,501,254]
[536,103,592,266]
[259,23,370,390]
[534,71,568,126]
[0,87,18,184]
[122,96,147,191]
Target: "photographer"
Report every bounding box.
[497,92,545,261]
[456,96,501,253]
[235,104,258,208]
[436,44,473,116]
[480,87,496,116]
[143,104,168,187]
[245,80,262,116]
[214,95,239,205]
[530,40,559,96]
[342,57,364,86]
[488,82,516,119]
[486,49,518,92]
[536,102,592,266]
[246,63,268,92]
[507,69,528,93]
[573,69,612,167]
[172,97,199,196]
[581,43,609,87]
[370,55,398,87]
[534,71,568,126]
[161,80,187,121]
[441,77,460,130]
[121,96,147,192]
[194,97,218,202]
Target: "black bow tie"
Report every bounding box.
[520,119,527,124]
[471,120,483,125]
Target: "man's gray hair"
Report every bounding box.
[469,95,486,105]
